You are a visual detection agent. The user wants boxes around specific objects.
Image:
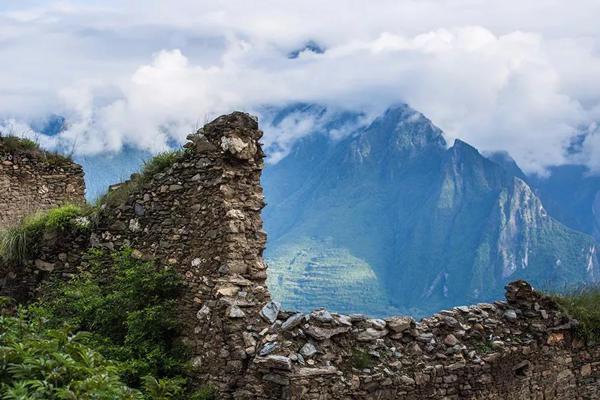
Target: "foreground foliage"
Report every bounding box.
[0,249,217,399]
[0,304,140,399]
[0,204,89,264]
[552,286,600,342]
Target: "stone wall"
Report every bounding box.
[91,112,272,394]
[2,113,600,399]
[0,139,85,229]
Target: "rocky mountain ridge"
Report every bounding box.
[263,104,599,316]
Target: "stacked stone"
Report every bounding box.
[91,112,272,395]
[248,281,596,399]
[0,141,84,229]
[0,225,91,302]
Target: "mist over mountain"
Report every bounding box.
[262,103,600,316]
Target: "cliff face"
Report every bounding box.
[0,138,84,229]
[2,113,600,399]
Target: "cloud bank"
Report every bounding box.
[2,1,600,173]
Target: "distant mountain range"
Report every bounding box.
[261,103,600,316]
[24,104,600,317]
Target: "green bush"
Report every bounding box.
[552,286,600,342]
[0,204,89,264]
[41,248,186,387]
[189,385,218,400]
[0,307,142,399]
[0,249,215,399]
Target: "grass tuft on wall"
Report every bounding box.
[0,204,89,264]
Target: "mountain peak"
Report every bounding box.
[451,138,477,151]
[359,104,447,153]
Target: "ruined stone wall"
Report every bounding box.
[0,141,85,229]
[2,113,600,399]
[91,112,272,394]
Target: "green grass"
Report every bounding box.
[140,150,184,183]
[0,135,40,152]
[351,349,374,370]
[0,204,89,264]
[0,135,72,165]
[551,286,600,342]
[96,150,184,209]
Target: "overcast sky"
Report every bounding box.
[2,0,600,174]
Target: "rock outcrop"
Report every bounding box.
[1,113,600,399]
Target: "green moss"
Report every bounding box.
[551,286,600,342]
[351,349,374,369]
[0,204,88,264]
[474,340,494,354]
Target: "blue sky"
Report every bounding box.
[2,1,600,174]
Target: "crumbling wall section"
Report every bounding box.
[0,142,84,229]
[91,112,271,394]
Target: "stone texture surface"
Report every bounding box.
[0,140,84,229]
[2,113,600,399]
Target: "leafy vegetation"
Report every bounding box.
[0,306,141,399]
[96,150,184,208]
[40,248,186,388]
[0,204,89,264]
[551,286,600,342]
[0,248,217,399]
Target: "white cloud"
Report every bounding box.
[2,1,600,173]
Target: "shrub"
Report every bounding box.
[0,204,88,264]
[40,248,188,392]
[0,249,213,399]
[189,385,218,400]
[551,286,600,342]
[0,306,142,399]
